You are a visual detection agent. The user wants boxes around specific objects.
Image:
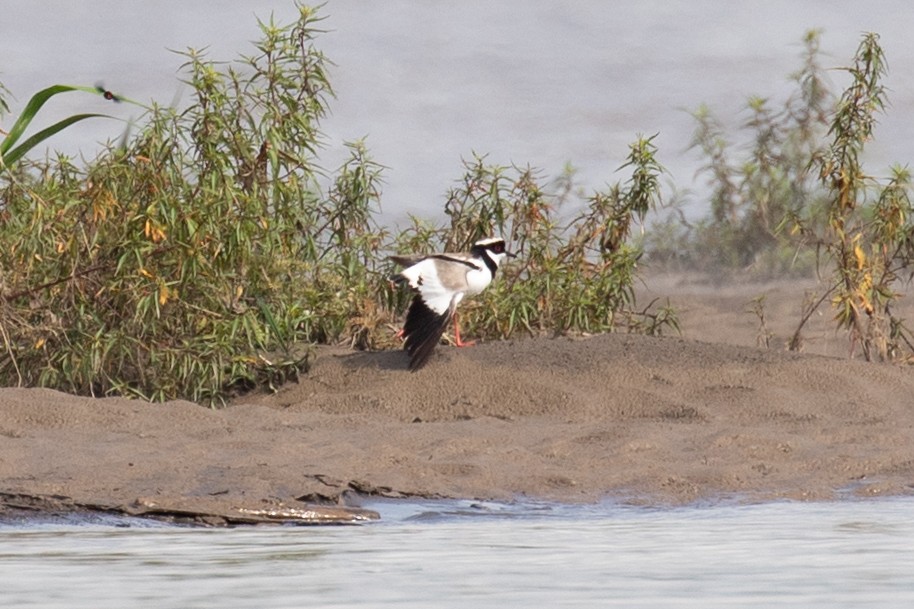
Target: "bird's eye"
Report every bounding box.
[493,243,504,253]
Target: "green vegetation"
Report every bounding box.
[3,7,913,405]
[0,83,141,170]
[391,140,676,343]
[648,30,914,361]
[796,33,914,361]
[0,5,670,404]
[646,30,833,275]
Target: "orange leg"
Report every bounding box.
[453,312,476,347]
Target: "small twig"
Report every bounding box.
[1,240,178,303]
[1,263,109,302]
[788,282,838,351]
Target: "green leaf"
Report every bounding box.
[2,113,111,166]
[1,83,146,168]
[2,85,84,156]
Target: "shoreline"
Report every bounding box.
[3,322,914,525]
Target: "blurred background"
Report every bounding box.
[2,0,912,222]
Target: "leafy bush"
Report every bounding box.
[792,34,914,361]
[390,138,676,342]
[0,4,670,404]
[0,6,384,403]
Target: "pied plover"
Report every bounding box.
[391,237,515,371]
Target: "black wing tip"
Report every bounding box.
[402,295,450,371]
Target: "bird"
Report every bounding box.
[390,237,515,371]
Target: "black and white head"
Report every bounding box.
[469,237,513,275]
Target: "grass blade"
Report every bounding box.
[2,85,86,155]
[2,113,112,166]
[1,83,144,164]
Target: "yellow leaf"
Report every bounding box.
[139,267,153,279]
[34,337,46,350]
[853,242,866,270]
[145,219,167,243]
[92,191,118,223]
[158,284,170,306]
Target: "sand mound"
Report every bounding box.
[3,314,914,522]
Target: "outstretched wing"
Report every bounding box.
[397,257,471,314]
[402,293,458,371]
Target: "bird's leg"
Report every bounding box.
[453,312,476,347]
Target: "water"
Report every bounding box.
[3,498,914,608]
[2,1,914,221]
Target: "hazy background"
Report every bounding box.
[2,1,913,223]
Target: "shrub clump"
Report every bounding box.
[0,6,387,403]
[0,4,670,404]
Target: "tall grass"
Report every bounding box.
[0,4,671,404]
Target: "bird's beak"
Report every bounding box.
[506,251,518,258]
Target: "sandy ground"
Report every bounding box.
[2,274,914,524]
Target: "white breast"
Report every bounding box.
[464,265,493,296]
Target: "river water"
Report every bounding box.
[2,1,914,220]
[3,498,914,608]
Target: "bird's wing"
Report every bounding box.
[391,251,474,268]
[403,293,459,371]
[396,254,481,371]
[398,257,475,313]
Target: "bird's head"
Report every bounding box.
[471,237,516,268]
